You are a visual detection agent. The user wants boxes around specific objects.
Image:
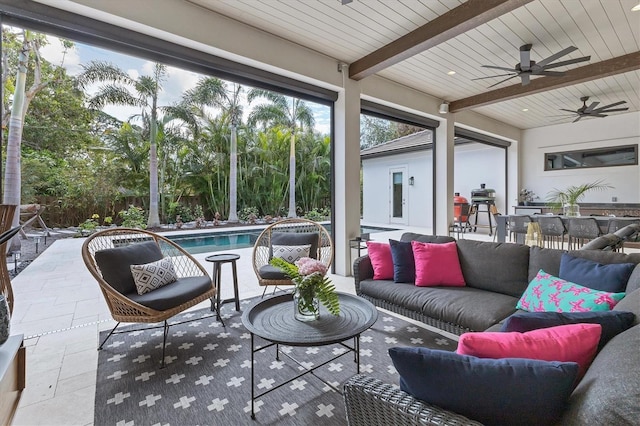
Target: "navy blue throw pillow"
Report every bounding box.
[501,311,635,351]
[388,347,578,426]
[559,253,635,293]
[389,239,415,283]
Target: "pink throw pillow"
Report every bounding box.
[411,241,465,287]
[366,241,394,280]
[457,323,601,380]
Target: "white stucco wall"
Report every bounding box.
[520,112,640,205]
[362,150,433,227]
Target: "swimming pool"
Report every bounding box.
[167,224,397,254]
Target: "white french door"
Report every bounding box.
[389,166,408,225]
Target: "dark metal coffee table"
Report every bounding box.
[241,292,378,419]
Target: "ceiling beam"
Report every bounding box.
[348,0,533,80]
[449,51,640,112]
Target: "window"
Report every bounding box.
[545,145,638,170]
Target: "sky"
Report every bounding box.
[39,35,332,134]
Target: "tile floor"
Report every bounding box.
[6,225,507,425]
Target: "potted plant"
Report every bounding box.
[545,180,613,216]
[518,189,538,206]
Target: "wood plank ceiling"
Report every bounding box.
[187,0,640,130]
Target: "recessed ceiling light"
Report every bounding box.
[522,108,529,112]
[632,3,640,11]
[447,70,456,75]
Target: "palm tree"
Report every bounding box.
[247,90,315,218]
[78,61,167,228]
[176,78,244,222]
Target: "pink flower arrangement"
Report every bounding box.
[294,257,327,276]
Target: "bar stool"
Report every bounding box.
[205,253,241,321]
[508,215,531,243]
[567,218,602,250]
[536,216,567,249]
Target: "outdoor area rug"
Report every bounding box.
[95,295,458,426]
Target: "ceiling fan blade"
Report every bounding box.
[520,74,530,86]
[487,75,519,88]
[596,107,629,113]
[584,101,600,113]
[593,101,627,110]
[535,70,565,76]
[542,56,591,70]
[471,73,517,80]
[559,108,578,113]
[592,114,608,118]
[536,46,578,68]
[520,44,531,71]
[573,116,583,123]
[481,65,517,72]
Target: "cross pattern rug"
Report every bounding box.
[95,296,457,426]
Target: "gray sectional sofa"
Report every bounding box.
[346,232,640,425]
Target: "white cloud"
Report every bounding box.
[40,35,82,75]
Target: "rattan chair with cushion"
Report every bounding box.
[0,204,19,315]
[82,228,217,367]
[536,215,567,249]
[252,218,333,296]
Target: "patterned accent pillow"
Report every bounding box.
[130,257,178,295]
[517,269,626,313]
[272,244,311,264]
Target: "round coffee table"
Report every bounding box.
[241,292,377,419]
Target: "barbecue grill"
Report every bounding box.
[470,184,497,236]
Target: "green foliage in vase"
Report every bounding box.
[545,180,613,210]
[270,257,340,316]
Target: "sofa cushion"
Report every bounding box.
[626,264,640,293]
[560,325,640,425]
[389,347,579,426]
[399,233,455,244]
[559,253,635,293]
[456,240,530,297]
[128,276,212,311]
[359,280,519,331]
[389,239,415,283]
[614,288,640,325]
[95,241,164,295]
[528,246,564,282]
[457,323,601,379]
[366,241,394,280]
[517,270,626,313]
[411,241,465,287]
[271,232,319,259]
[500,311,636,350]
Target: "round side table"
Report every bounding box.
[205,253,241,321]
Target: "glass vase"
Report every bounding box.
[293,286,319,322]
[563,203,581,217]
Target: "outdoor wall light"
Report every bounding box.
[409,176,415,186]
[439,102,449,114]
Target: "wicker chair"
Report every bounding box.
[536,215,567,249]
[252,218,333,296]
[449,204,473,239]
[82,228,217,367]
[0,204,19,315]
[567,217,602,250]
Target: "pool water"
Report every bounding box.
[167,224,397,255]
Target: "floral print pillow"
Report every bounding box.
[517,270,625,313]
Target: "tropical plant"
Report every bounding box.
[78,61,168,228]
[545,180,613,209]
[119,205,147,229]
[247,89,315,218]
[270,257,340,316]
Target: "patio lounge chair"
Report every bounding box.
[82,228,217,367]
[252,218,333,297]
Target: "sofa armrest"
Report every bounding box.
[353,255,374,294]
[343,375,483,426]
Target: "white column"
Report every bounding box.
[333,65,361,276]
[434,114,455,235]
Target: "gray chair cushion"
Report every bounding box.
[271,232,319,259]
[258,264,289,281]
[94,241,163,295]
[456,240,530,297]
[128,276,212,311]
[561,325,640,425]
[359,281,518,331]
[400,233,456,244]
